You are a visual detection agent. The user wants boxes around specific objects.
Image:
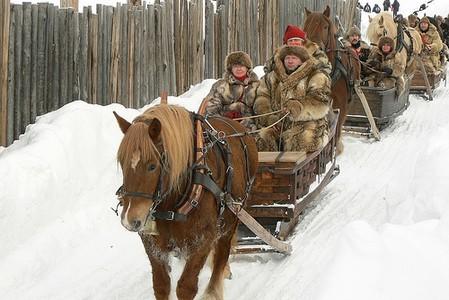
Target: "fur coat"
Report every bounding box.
[365,37,404,92]
[263,39,332,75]
[205,70,259,131]
[254,46,332,153]
[417,18,444,71]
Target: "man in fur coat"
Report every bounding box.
[342,26,371,62]
[205,51,259,131]
[254,46,332,153]
[264,25,332,75]
[365,36,405,94]
[416,17,444,72]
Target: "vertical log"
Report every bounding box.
[79,7,88,101]
[46,4,56,111]
[22,3,32,132]
[13,5,22,140]
[148,4,155,101]
[1,0,11,145]
[110,3,120,103]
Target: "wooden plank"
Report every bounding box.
[30,4,38,123]
[0,0,11,145]
[13,4,22,140]
[58,8,68,107]
[7,4,15,144]
[21,3,31,132]
[244,206,294,220]
[166,0,176,95]
[147,4,155,102]
[46,4,56,112]
[134,8,142,107]
[79,7,88,101]
[66,7,74,105]
[104,5,113,104]
[72,8,80,101]
[119,4,128,105]
[96,4,104,104]
[258,151,307,163]
[127,6,135,107]
[90,13,98,104]
[110,3,120,103]
[51,5,60,111]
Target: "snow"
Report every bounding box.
[2,2,449,300]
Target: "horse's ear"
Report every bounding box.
[113,111,131,134]
[368,15,373,23]
[305,7,311,16]
[323,5,330,17]
[379,15,384,25]
[148,118,161,140]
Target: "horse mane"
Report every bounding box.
[117,104,194,192]
[367,11,397,44]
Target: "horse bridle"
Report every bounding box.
[114,151,179,221]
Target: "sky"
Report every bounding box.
[2,2,449,300]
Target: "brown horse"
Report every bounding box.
[113,104,258,300]
[304,6,361,154]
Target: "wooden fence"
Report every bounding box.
[0,0,360,146]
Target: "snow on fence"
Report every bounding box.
[0,0,360,146]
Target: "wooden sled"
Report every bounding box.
[235,111,340,254]
[410,60,447,99]
[345,75,412,132]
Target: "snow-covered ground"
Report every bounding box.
[2,2,449,300]
[2,72,449,300]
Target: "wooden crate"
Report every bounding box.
[410,66,445,92]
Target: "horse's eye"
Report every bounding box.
[148,164,157,172]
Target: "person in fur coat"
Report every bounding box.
[416,17,444,72]
[342,26,371,62]
[253,45,332,153]
[205,51,259,131]
[264,25,332,75]
[365,36,405,94]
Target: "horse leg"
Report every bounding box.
[176,245,211,300]
[202,224,238,300]
[140,234,171,300]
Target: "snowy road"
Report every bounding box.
[1,80,449,300]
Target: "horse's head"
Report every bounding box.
[367,12,397,45]
[304,5,335,51]
[113,105,194,233]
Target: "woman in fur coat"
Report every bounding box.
[417,17,444,72]
[253,45,332,153]
[205,51,259,131]
[365,36,405,94]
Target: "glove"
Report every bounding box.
[285,100,302,120]
[382,67,393,76]
[223,110,242,119]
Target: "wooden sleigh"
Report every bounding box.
[235,111,340,254]
[345,74,412,132]
[410,58,447,100]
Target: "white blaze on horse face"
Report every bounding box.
[121,200,133,230]
[131,150,141,170]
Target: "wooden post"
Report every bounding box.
[1,0,11,146]
[416,56,433,101]
[60,0,79,12]
[353,83,381,141]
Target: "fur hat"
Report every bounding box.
[283,25,307,44]
[420,16,430,24]
[345,26,361,38]
[378,36,395,50]
[278,45,311,62]
[225,51,252,71]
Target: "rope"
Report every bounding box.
[232,109,283,121]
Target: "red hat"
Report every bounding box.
[283,25,307,44]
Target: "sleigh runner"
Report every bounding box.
[235,111,339,253]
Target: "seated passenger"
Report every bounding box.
[416,17,444,72]
[365,36,405,94]
[264,24,332,75]
[205,51,259,131]
[254,46,332,153]
[342,26,371,62]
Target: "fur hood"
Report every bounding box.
[345,26,361,39]
[378,36,395,54]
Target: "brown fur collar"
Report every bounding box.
[273,51,317,85]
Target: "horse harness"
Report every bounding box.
[115,113,254,224]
